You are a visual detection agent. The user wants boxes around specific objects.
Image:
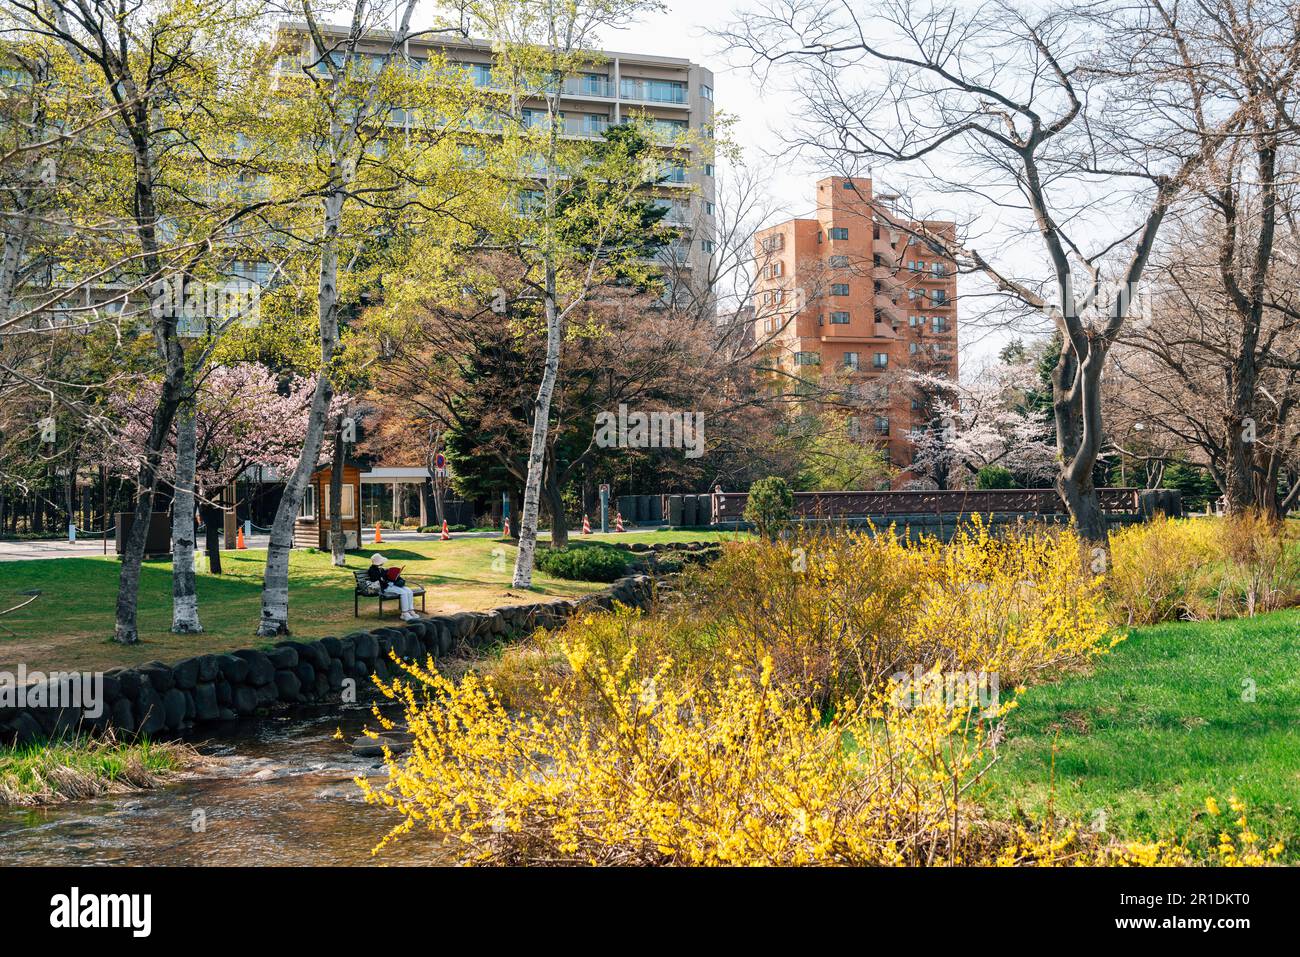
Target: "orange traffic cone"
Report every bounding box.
[374,523,382,544]
[236,526,246,549]
[502,517,510,538]
[440,520,450,541]
[582,514,591,535]
[615,512,625,533]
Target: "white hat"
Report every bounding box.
[370,554,386,566]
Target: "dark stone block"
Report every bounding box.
[136,687,166,736]
[111,697,135,733]
[216,654,250,684]
[215,680,232,707]
[117,669,143,701]
[171,657,201,690]
[298,641,331,671]
[295,663,316,689]
[193,683,219,721]
[9,710,44,745]
[266,646,298,669]
[196,655,221,683]
[274,669,302,702]
[139,662,175,693]
[162,688,187,729]
[319,636,343,659]
[352,632,379,662]
[327,659,344,691]
[232,684,257,716]
[251,682,278,708]
[233,650,275,687]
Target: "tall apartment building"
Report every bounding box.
[753,176,958,471]
[276,23,718,277]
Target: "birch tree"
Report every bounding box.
[255,0,478,634]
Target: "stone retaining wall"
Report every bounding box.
[0,574,655,747]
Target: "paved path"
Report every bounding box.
[0,525,665,561]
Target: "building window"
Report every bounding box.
[911,397,925,411]
[701,84,713,101]
[830,311,850,324]
[704,164,715,176]
[700,239,715,253]
[323,484,356,520]
[909,342,919,355]
[931,316,948,332]
[768,261,783,278]
[704,201,715,215]
[931,262,946,277]
[843,180,856,190]
[932,289,948,305]
[761,233,784,252]
[299,486,316,520]
[874,416,890,435]
[829,227,849,240]
[829,255,849,268]
[873,352,888,369]
[831,283,850,296]
[844,352,859,369]
[794,352,821,366]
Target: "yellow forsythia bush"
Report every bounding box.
[695,518,1115,701]
[358,642,1010,865]
[1108,514,1300,624]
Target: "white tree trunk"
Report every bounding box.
[257,189,342,637]
[512,283,563,588]
[171,398,202,633]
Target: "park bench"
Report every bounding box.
[352,569,426,618]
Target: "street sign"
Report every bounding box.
[599,483,610,494]
[435,453,446,470]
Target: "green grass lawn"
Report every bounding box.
[985,609,1300,859]
[0,531,738,675]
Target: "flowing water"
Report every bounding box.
[0,700,456,866]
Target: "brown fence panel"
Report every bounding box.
[711,488,1148,524]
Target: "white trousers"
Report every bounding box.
[383,584,414,613]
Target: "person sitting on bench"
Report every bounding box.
[368,553,419,622]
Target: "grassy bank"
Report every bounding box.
[986,608,1300,860]
[0,735,195,805]
[0,531,743,675]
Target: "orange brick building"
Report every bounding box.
[753,176,958,472]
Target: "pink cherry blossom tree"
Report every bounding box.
[111,364,327,632]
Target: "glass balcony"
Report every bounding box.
[563,75,614,98]
[620,77,687,104]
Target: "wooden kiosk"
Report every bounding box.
[294,461,362,550]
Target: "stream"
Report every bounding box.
[0,700,456,866]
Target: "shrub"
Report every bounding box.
[976,465,1017,489]
[360,641,1005,865]
[693,519,1114,701]
[360,638,1284,866]
[534,545,628,582]
[1107,514,1300,624]
[744,476,794,536]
